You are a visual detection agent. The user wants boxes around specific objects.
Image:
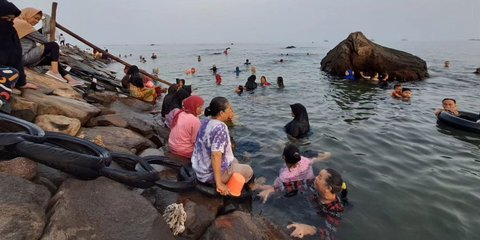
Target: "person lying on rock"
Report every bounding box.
[256,144,331,203]
[13,7,80,86]
[286,168,348,239]
[0,0,37,90]
[191,97,257,196]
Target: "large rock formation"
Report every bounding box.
[321,32,428,81]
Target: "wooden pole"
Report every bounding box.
[56,23,172,86]
[49,2,57,42]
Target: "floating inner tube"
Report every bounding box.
[0,112,44,136]
[437,111,480,134]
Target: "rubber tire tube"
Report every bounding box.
[99,167,159,188]
[0,112,44,136]
[140,156,196,192]
[12,140,107,178]
[43,132,111,166]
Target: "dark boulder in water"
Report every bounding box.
[474,67,480,74]
[320,32,428,81]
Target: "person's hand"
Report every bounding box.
[216,182,230,196]
[315,152,331,162]
[257,186,275,203]
[287,223,317,239]
[434,109,443,116]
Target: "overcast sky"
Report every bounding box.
[10,0,480,44]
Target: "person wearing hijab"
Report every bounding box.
[284,103,310,139]
[161,84,179,118]
[126,65,159,103]
[168,95,205,158]
[13,7,80,85]
[0,0,37,91]
[245,74,257,91]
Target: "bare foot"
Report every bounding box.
[19,82,37,90]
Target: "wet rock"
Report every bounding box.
[41,177,173,240]
[87,114,129,128]
[79,126,155,154]
[201,211,290,240]
[0,173,50,240]
[177,192,224,239]
[321,31,428,81]
[10,96,38,122]
[84,91,118,105]
[22,90,101,125]
[0,157,37,180]
[35,114,82,136]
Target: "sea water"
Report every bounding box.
[106,40,480,240]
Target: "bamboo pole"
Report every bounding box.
[49,2,57,42]
[56,23,172,86]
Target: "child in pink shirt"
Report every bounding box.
[257,144,331,203]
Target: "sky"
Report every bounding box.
[9,0,480,45]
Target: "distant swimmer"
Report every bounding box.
[444,60,450,68]
[474,67,480,74]
[210,65,217,74]
[224,47,230,55]
[279,59,284,63]
[235,66,241,76]
[151,53,158,59]
[344,68,355,80]
[250,66,256,75]
[244,59,251,65]
[197,55,201,62]
[215,73,222,85]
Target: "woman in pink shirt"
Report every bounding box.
[168,95,205,158]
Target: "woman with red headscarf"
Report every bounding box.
[168,95,205,158]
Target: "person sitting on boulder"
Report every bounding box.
[391,84,403,98]
[13,7,80,85]
[0,0,37,90]
[125,65,160,103]
[168,95,205,158]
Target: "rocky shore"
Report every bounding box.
[0,46,289,240]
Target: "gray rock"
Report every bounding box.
[0,173,50,240]
[79,126,155,154]
[0,157,38,180]
[41,177,174,240]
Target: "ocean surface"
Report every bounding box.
[105,40,480,240]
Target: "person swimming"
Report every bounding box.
[284,103,310,139]
[235,66,241,76]
[245,75,258,91]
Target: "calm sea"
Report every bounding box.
[106,41,480,240]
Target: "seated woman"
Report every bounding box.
[244,75,257,91]
[126,65,159,103]
[0,1,36,90]
[284,103,310,139]
[13,7,79,85]
[168,96,205,158]
[161,84,179,118]
[191,97,254,196]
